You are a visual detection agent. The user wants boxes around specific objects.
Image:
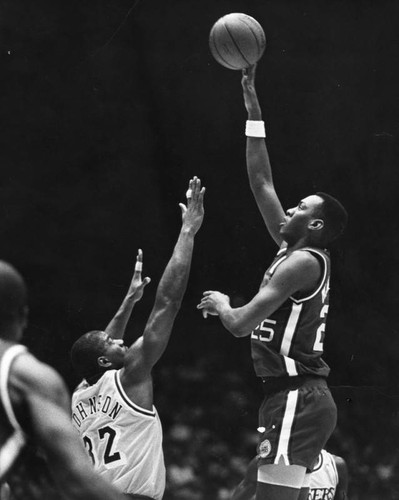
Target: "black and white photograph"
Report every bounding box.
[0,1,398,499]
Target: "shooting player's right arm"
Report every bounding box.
[11,354,124,500]
[242,65,285,247]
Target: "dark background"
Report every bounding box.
[1,0,399,498]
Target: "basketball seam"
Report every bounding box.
[239,18,265,57]
[209,30,239,70]
[222,21,250,68]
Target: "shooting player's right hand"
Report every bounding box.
[241,64,259,113]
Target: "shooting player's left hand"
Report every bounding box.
[197,291,230,318]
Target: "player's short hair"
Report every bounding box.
[0,261,27,331]
[70,330,107,380]
[315,192,348,246]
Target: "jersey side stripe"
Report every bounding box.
[274,390,299,465]
[283,356,298,376]
[114,371,156,417]
[280,303,302,357]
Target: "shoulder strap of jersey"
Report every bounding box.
[268,246,288,276]
[0,345,28,432]
[0,345,28,481]
[114,370,156,417]
[329,453,340,487]
[311,451,324,472]
[290,247,330,304]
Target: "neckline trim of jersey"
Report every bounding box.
[114,371,156,417]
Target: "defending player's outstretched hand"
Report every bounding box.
[179,176,205,235]
[129,248,151,303]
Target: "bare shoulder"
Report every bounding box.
[280,249,322,279]
[333,455,349,493]
[121,337,152,384]
[119,337,154,408]
[269,249,322,294]
[290,248,323,267]
[10,352,68,402]
[333,455,348,475]
[122,336,145,373]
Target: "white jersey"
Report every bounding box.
[71,369,165,500]
[309,449,339,500]
[0,344,27,482]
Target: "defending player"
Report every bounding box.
[231,450,349,500]
[197,65,348,500]
[70,177,205,500]
[0,261,128,500]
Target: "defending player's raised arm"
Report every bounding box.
[242,64,285,247]
[197,250,320,337]
[10,354,125,500]
[104,249,151,339]
[122,177,205,379]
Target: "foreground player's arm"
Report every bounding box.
[198,251,320,337]
[242,65,285,247]
[123,177,204,379]
[231,457,257,500]
[104,249,151,339]
[334,455,349,500]
[11,354,125,500]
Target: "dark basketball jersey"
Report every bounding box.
[251,246,331,378]
[0,342,27,482]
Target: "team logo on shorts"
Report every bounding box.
[258,439,272,458]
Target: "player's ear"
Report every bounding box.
[98,356,112,368]
[308,219,324,231]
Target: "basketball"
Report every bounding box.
[209,13,266,70]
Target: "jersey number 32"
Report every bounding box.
[83,425,122,467]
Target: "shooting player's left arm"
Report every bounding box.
[217,251,321,337]
[334,456,349,500]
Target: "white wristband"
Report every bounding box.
[245,120,266,138]
[135,262,143,272]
